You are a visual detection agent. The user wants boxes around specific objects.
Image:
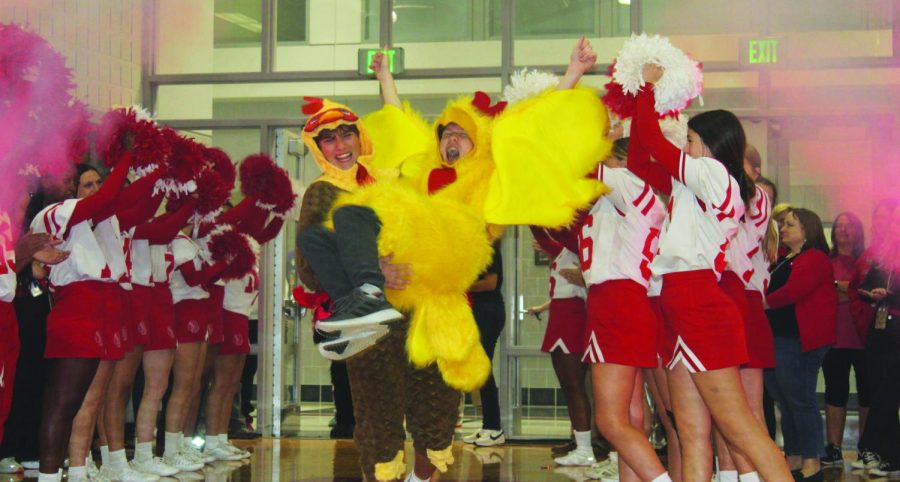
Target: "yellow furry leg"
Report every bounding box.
[427,445,455,473]
[374,450,406,482]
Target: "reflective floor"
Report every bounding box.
[6,439,896,482]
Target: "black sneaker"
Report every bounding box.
[551,440,576,455]
[870,461,900,476]
[316,286,403,334]
[821,444,843,466]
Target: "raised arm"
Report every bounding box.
[632,65,684,179]
[626,108,673,195]
[134,197,196,244]
[115,192,165,232]
[180,261,227,287]
[371,50,401,108]
[69,155,133,226]
[558,36,597,90]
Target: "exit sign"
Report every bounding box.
[744,38,782,66]
[358,48,405,76]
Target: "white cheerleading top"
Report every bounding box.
[168,233,209,303]
[0,212,17,303]
[650,153,744,280]
[580,165,665,288]
[725,185,771,288]
[549,249,586,300]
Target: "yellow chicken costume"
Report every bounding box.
[297,85,611,481]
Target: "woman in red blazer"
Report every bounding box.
[764,207,837,482]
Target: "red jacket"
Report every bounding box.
[766,248,838,352]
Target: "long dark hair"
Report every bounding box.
[73,163,100,196]
[830,211,865,259]
[687,110,754,205]
[789,208,830,254]
[755,176,777,204]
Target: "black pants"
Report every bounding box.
[859,316,900,465]
[330,361,355,428]
[0,292,51,461]
[473,301,505,431]
[296,206,384,300]
[822,347,869,408]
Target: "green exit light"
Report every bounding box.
[358,48,405,76]
[747,38,779,65]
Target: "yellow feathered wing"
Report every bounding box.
[483,86,612,228]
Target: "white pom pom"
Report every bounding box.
[501,69,560,106]
[612,33,703,115]
[129,105,156,122]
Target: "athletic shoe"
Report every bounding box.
[98,464,160,482]
[221,443,250,459]
[86,458,100,480]
[131,457,179,477]
[170,471,204,481]
[870,461,900,476]
[318,325,389,360]
[0,458,22,474]
[182,445,214,465]
[316,286,403,334]
[204,445,243,462]
[20,460,39,470]
[473,429,505,447]
[161,452,203,472]
[584,452,619,481]
[851,450,880,469]
[821,444,843,466]
[554,449,596,467]
[551,440,577,455]
[462,429,487,444]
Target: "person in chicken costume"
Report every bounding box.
[296,38,611,482]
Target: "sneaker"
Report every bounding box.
[316,286,403,334]
[551,440,577,455]
[585,453,619,481]
[473,429,505,447]
[203,445,243,462]
[318,325,389,361]
[182,445,214,465]
[851,450,880,469]
[554,449,596,467]
[221,442,250,459]
[98,464,160,482]
[21,460,39,470]
[821,444,843,466]
[870,461,900,476]
[0,458,22,474]
[131,458,179,477]
[161,452,204,472]
[462,429,487,444]
[86,458,100,480]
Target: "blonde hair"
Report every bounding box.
[765,203,793,261]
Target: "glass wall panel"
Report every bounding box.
[275,0,378,72]
[766,0,892,33]
[642,0,756,35]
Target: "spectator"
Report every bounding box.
[764,208,838,482]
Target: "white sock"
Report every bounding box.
[218,434,229,445]
[164,432,181,458]
[205,434,220,450]
[719,470,739,482]
[609,451,619,462]
[110,449,128,470]
[651,473,673,482]
[68,466,87,481]
[84,454,92,467]
[38,470,63,482]
[573,430,592,453]
[406,471,430,482]
[99,445,111,466]
[135,441,153,462]
[739,472,760,482]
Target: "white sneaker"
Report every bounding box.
[181,445,214,465]
[462,429,486,444]
[86,459,100,480]
[585,453,619,481]
[88,468,112,482]
[131,458,179,477]
[473,429,505,447]
[161,453,203,472]
[99,464,160,482]
[555,449,597,467]
[0,457,22,474]
[851,450,880,469]
[204,445,243,462]
[221,442,250,459]
[21,460,39,470]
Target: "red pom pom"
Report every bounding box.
[194,169,232,219]
[238,154,277,198]
[203,147,236,186]
[271,172,297,214]
[161,128,204,192]
[301,96,324,115]
[208,229,255,280]
[95,108,139,168]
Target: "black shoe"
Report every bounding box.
[316,287,403,334]
[330,424,355,440]
[791,469,803,482]
[801,470,823,482]
[821,444,843,466]
[551,440,576,455]
[228,429,262,440]
[870,461,900,476]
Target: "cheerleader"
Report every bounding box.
[528,228,592,465]
[629,65,791,482]
[579,137,670,482]
[31,159,131,482]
